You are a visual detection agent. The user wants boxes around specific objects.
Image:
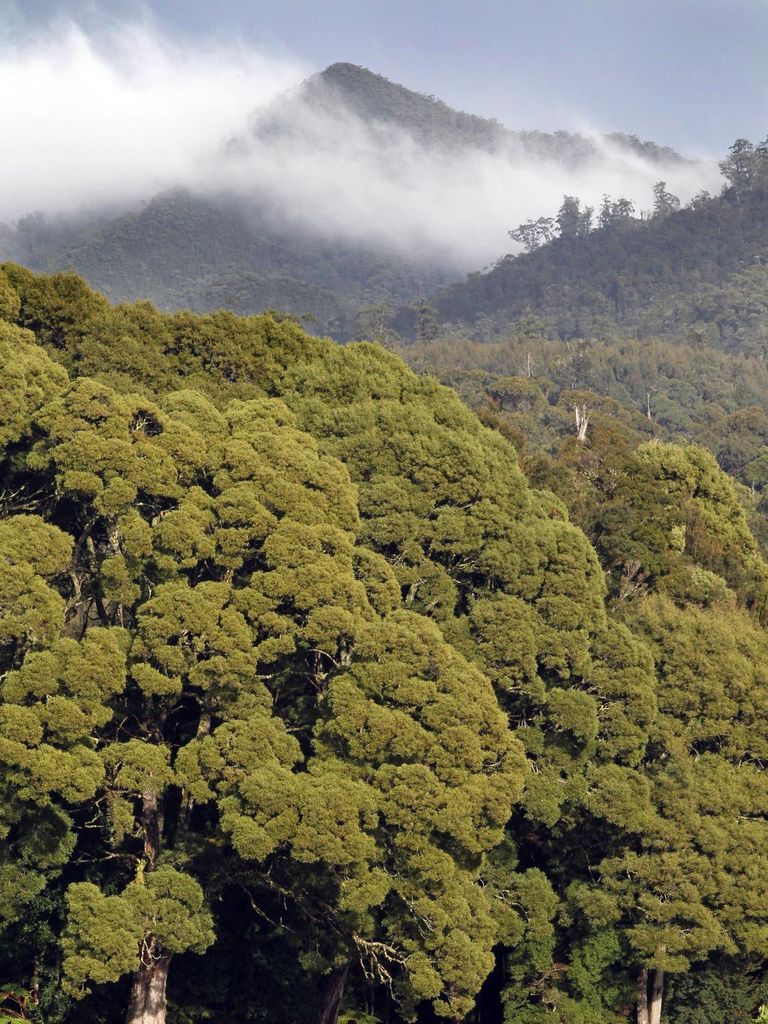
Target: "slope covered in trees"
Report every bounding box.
[6,190,451,342]
[402,326,768,482]
[255,63,685,164]
[407,140,768,350]
[0,64,693,341]
[2,264,768,1024]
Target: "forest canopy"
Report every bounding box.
[1,265,768,1024]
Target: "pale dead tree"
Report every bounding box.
[573,403,591,442]
[618,559,649,601]
[644,382,658,421]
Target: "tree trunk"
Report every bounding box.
[125,952,171,1024]
[649,968,664,1024]
[141,789,162,868]
[636,967,650,1024]
[574,403,590,442]
[316,963,350,1024]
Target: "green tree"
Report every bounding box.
[652,181,681,218]
[0,268,20,321]
[720,138,756,193]
[353,302,398,345]
[509,217,556,252]
[411,300,440,342]
[556,197,582,239]
[0,332,526,1023]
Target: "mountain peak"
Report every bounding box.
[314,63,432,103]
[317,62,382,83]
[298,62,508,150]
[295,63,683,165]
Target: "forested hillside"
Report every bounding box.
[390,143,768,570]
[0,64,695,340]
[400,327,768,511]
[2,264,768,1024]
[254,63,685,164]
[411,140,768,350]
[5,189,451,341]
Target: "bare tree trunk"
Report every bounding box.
[573,404,590,442]
[636,968,650,1024]
[125,952,171,1024]
[649,968,664,1024]
[316,963,350,1024]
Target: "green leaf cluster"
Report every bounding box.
[2,267,768,1024]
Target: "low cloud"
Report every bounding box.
[214,104,722,268]
[0,20,723,269]
[0,20,306,219]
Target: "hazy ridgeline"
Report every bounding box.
[0,24,719,337]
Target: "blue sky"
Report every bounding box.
[4,0,768,154]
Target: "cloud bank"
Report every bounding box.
[0,20,723,269]
[0,20,306,219]
[215,105,723,268]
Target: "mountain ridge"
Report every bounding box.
[3,61,698,336]
[256,61,687,165]
[406,182,768,350]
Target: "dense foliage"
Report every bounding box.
[402,140,768,351]
[4,190,451,342]
[400,326,768,522]
[1,265,767,1024]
